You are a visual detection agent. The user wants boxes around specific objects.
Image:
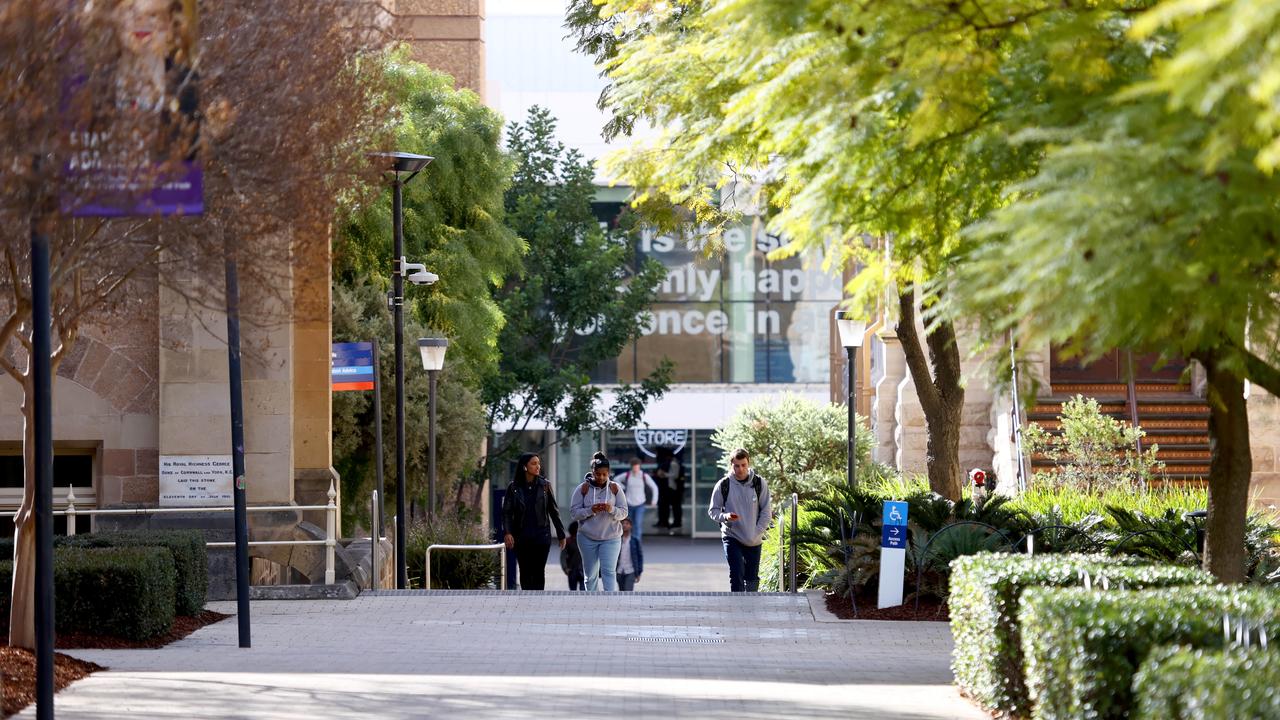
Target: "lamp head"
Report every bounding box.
[417,337,449,372]
[369,151,433,176]
[835,310,867,348]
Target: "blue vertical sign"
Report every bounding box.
[332,342,375,392]
[880,501,909,549]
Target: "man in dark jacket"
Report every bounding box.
[502,453,566,590]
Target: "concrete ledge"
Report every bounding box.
[250,581,359,600]
[806,589,847,623]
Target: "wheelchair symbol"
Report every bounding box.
[888,507,904,524]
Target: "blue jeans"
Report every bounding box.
[578,535,621,591]
[722,536,762,592]
[630,504,648,542]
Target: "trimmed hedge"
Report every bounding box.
[0,546,177,640]
[64,531,206,615]
[1020,586,1280,720]
[949,553,1211,717]
[1133,645,1280,720]
[0,530,208,615]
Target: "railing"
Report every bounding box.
[12,481,340,585]
[424,543,506,590]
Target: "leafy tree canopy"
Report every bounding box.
[335,50,523,383]
[484,107,669,458]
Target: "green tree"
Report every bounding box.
[332,281,487,528]
[335,52,523,383]
[570,1,1280,580]
[482,107,669,464]
[333,55,521,519]
[710,394,872,501]
[1022,396,1163,493]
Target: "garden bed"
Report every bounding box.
[0,610,228,718]
[824,591,949,621]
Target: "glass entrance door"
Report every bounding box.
[605,429,692,536]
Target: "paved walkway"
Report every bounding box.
[549,534,727,592]
[26,592,985,719]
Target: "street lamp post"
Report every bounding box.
[418,337,448,521]
[372,151,432,589]
[835,311,867,491]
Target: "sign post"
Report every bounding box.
[331,341,382,528]
[878,500,909,608]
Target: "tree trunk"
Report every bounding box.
[9,371,36,649]
[896,285,964,501]
[1197,350,1252,583]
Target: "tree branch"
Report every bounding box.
[896,284,942,415]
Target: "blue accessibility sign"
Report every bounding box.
[883,501,909,527]
[881,524,908,549]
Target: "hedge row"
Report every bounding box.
[1132,645,1280,720]
[0,530,207,615]
[1020,585,1280,720]
[0,546,177,640]
[949,553,1212,717]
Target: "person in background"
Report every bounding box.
[615,518,644,591]
[561,520,585,591]
[502,452,567,591]
[614,458,658,542]
[569,451,628,591]
[708,447,772,592]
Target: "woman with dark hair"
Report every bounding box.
[502,453,566,591]
[569,451,629,591]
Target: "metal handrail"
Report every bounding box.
[425,543,507,590]
[9,482,341,585]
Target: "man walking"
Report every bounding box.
[614,458,658,542]
[708,448,771,592]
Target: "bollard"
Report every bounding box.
[325,481,336,585]
[789,493,798,594]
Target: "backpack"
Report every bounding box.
[579,481,620,497]
[720,474,764,514]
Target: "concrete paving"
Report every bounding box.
[549,534,727,592]
[27,592,986,719]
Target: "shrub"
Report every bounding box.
[1021,395,1163,492]
[0,530,207,615]
[0,546,177,640]
[1132,645,1280,720]
[64,531,207,615]
[1019,585,1280,720]
[949,553,1212,717]
[406,512,499,589]
[710,393,872,500]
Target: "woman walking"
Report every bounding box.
[502,453,567,590]
[570,452,629,591]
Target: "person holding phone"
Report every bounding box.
[708,447,772,592]
[569,452,629,591]
[502,452,567,591]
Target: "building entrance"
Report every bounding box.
[603,429,725,538]
[1049,347,1188,385]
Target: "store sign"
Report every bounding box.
[159,454,232,507]
[634,428,688,458]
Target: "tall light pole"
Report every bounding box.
[418,337,448,521]
[836,311,867,491]
[372,151,432,589]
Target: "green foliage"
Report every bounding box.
[332,280,488,528]
[1019,585,1280,720]
[1009,485,1208,526]
[0,547,177,640]
[483,106,669,460]
[405,513,500,589]
[1133,645,1280,720]
[335,51,522,382]
[710,393,871,501]
[949,553,1211,717]
[1021,396,1163,492]
[63,531,207,616]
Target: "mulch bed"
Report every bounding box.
[0,610,230,718]
[825,590,950,621]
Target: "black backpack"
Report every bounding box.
[720,474,764,514]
